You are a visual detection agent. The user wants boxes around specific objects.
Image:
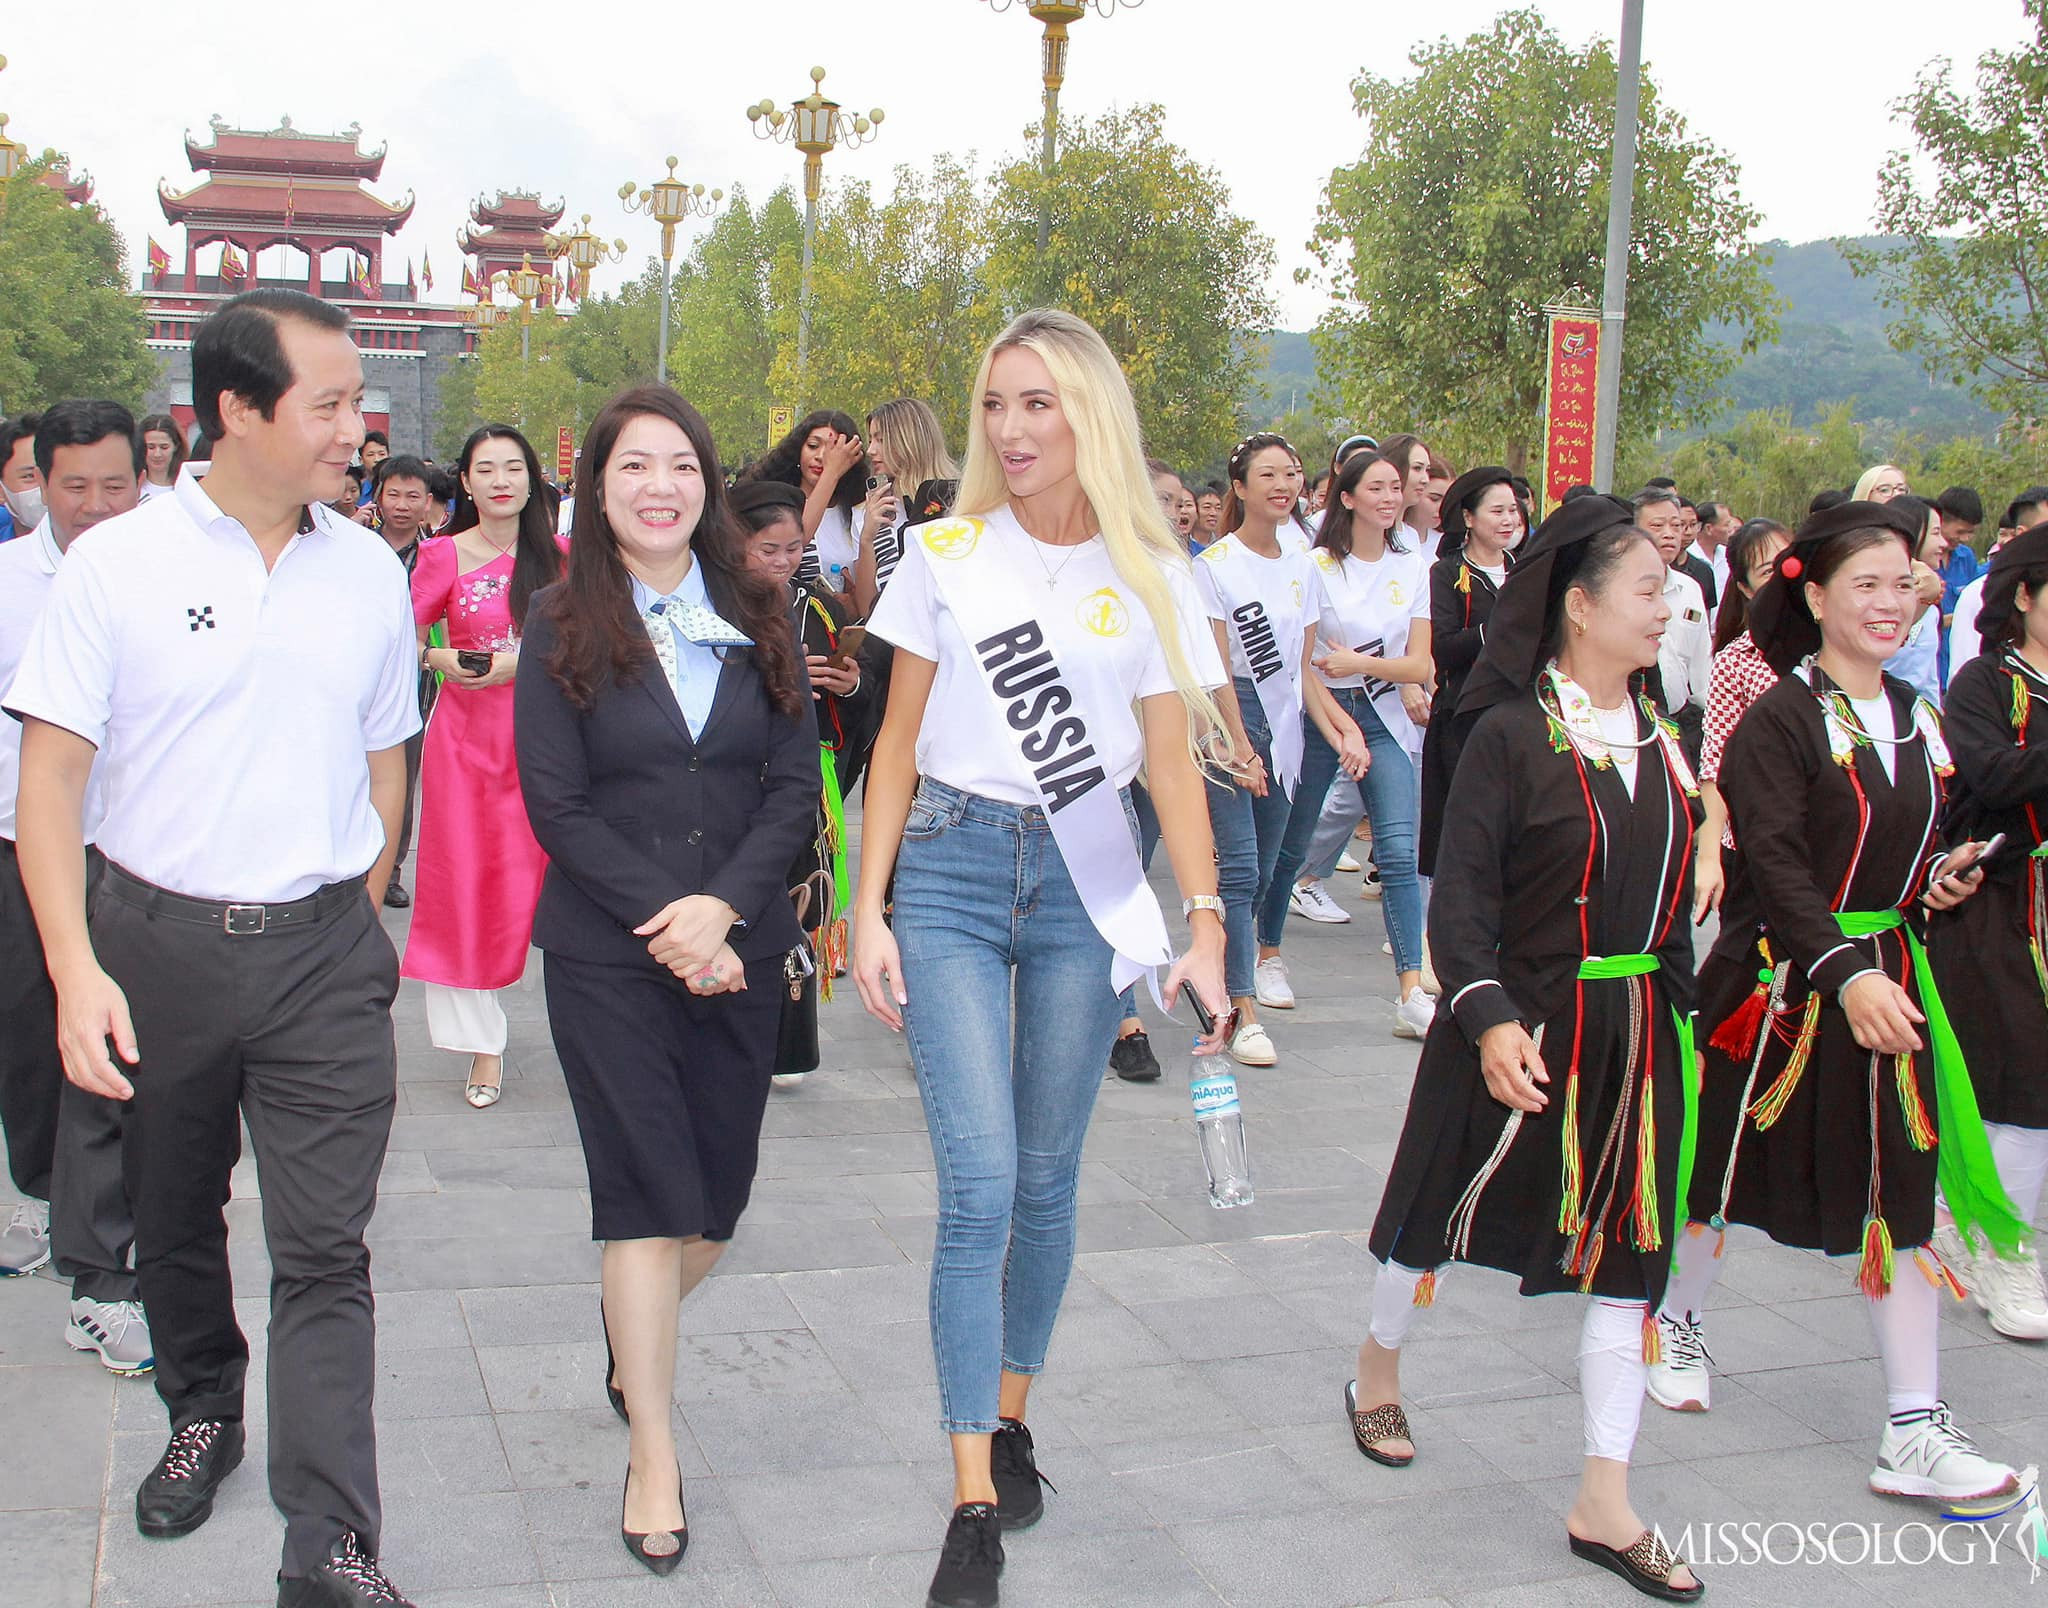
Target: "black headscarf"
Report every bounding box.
[1436,466,1517,552]
[1971,520,2048,651]
[1455,493,1637,721]
[1746,499,1923,675]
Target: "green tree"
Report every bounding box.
[0,157,157,413]
[985,105,1277,468]
[780,155,1002,444]
[1842,3,2048,422]
[1306,9,1778,473]
[665,186,802,461]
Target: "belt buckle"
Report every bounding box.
[224,903,267,935]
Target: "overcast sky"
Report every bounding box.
[2,0,2030,330]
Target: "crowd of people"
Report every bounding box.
[0,285,2042,1608]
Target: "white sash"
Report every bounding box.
[917,515,1172,995]
[1223,595,1306,799]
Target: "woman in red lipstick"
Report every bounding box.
[405,424,566,1106]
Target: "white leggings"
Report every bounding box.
[1986,1122,2048,1225]
[1368,1261,1647,1463]
[425,984,508,1055]
[1661,1219,1941,1419]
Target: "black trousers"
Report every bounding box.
[392,723,426,879]
[96,869,399,1576]
[0,842,136,1298]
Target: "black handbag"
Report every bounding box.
[774,941,820,1075]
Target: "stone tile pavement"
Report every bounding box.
[5,840,2047,1606]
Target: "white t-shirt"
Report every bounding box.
[1887,606,1942,706]
[1309,541,1430,748]
[868,506,1224,806]
[806,503,867,592]
[1591,699,1642,795]
[1191,527,1322,686]
[0,520,107,842]
[138,480,175,502]
[1950,574,1988,670]
[4,478,422,901]
[1847,693,1899,782]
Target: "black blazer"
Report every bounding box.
[515,583,818,970]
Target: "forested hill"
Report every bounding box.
[1261,237,2004,440]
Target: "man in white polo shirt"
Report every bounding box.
[0,401,151,1378]
[8,291,422,1608]
[1635,488,1713,766]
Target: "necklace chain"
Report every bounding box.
[1017,526,1088,589]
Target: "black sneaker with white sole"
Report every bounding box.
[275,1531,418,1606]
[928,1502,1003,1608]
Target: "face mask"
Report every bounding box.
[4,484,45,528]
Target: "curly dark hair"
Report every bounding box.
[738,409,866,512]
[540,387,804,720]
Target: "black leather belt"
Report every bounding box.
[102,862,362,935]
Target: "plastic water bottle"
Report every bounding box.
[1190,1049,1253,1208]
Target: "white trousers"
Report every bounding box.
[424,984,507,1055]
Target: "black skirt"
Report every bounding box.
[1928,869,2048,1129]
[1371,972,1685,1306]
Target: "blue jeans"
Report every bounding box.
[893,779,1129,1433]
[1207,677,1295,997]
[1115,784,1163,1019]
[1261,687,1423,972]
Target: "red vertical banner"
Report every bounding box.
[1540,312,1601,515]
[556,427,574,482]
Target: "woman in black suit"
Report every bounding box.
[514,386,817,1574]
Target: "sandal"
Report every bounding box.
[1569,1529,1704,1602]
[464,1054,503,1110]
[1344,1379,1415,1467]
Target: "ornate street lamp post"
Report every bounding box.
[982,1,1142,251]
[544,212,628,307]
[619,159,724,385]
[747,67,884,401]
[496,254,548,364]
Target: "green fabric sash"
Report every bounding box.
[818,743,850,920]
[1574,953,1700,1263]
[1836,909,2030,1258]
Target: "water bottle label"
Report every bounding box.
[1190,1074,1240,1119]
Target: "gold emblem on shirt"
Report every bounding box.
[1388,581,1405,606]
[922,518,984,560]
[1077,588,1130,638]
[1290,579,1303,609]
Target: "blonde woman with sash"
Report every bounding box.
[1197,431,1369,1062]
[855,309,1230,1608]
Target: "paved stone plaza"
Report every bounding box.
[5,837,2047,1607]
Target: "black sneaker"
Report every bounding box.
[136,1418,245,1538]
[1108,1031,1161,1082]
[927,1502,1003,1608]
[276,1531,417,1606]
[990,1417,1054,1530]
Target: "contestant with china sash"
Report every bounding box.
[1364,497,1707,1603]
[853,309,1232,1608]
[1664,501,2026,1506]
[1927,521,2048,1340]
[1261,448,1431,1037]
[1193,431,1368,1063]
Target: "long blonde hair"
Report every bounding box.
[956,309,1224,761]
[867,398,958,493]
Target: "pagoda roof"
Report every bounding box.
[160,172,415,234]
[465,190,565,232]
[37,157,93,206]
[184,115,388,180]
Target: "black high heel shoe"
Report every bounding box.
[601,1296,627,1424]
[621,1461,687,1576]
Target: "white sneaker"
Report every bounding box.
[1870,1402,2018,1501]
[1392,987,1436,1041]
[1974,1247,2048,1341]
[1358,869,1383,901]
[770,1072,807,1090]
[0,1199,50,1276]
[1646,1312,1713,1411]
[1229,1021,1278,1067]
[66,1297,154,1375]
[1290,881,1351,924]
[1253,956,1295,1009]
[1335,850,1362,874]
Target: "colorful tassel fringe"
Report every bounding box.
[1748,994,1821,1129]
[1411,1269,1437,1307]
[1629,1069,1662,1253]
[1708,970,1771,1060]
[1857,1214,1896,1299]
[1642,1310,1663,1366]
[1557,1069,1584,1236]
[1916,1245,1968,1301]
[1894,1053,1936,1151]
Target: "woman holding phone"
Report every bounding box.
[853,309,1229,1608]
[405,424,565,1106]
[1650,501,2025,1502]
